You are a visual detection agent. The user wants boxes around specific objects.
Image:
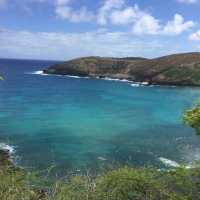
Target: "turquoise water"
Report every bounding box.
[1,59,200,174]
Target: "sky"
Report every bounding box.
[0,0,200,60]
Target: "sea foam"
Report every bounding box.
[0,143,19,166]
[159,157,180,168]
[0,143,15,155]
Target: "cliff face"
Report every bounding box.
[44,52,200,86]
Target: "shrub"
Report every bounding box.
[184,103,200,135]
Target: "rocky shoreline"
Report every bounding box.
[0,143,17,169]
[43,52,200,87]
[0,149,12,167]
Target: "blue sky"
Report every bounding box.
[0,0,200,60]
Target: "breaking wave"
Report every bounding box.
[28,70,48,76]
[0,143,15,155]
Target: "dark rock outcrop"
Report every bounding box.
[0,150,12,167]
[44,52,200,86]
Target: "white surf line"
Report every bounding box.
[28,70,180,88]
[66,75,81,79]
[29,70,152,87]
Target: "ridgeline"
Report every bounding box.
[44,52,200,86]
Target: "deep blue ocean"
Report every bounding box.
[1,59,200,174]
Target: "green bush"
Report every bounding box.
[96,167,172,200]
[184,103,200,135]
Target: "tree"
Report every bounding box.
[184,103,200,135]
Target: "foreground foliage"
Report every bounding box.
[0,165,200,200]
[0,167,40,200]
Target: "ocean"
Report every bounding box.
[1,58,200,174]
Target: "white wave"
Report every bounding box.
[97,156,107,161]
[66,75,91,79]
[131,83,141,87]
[141,82,149,86]
[0,143,15,155]
[28,70,48,76]
[33,70,43,75]
[68,75,89,79]
[103,77,120,81]
[66,75,81,79]
[131,81,150,87]
[159,157,180,168]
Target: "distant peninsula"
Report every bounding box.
[43,52,200,86]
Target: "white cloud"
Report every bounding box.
[163,14,195,35]
[99,2,161,35]
[177,0,198,4]
[131,13,194,36]
[110,5,143,25]
[55,0,127,25]
[56,0,71,6]
[189,30,200,40]
[56,6,94,22]
[0,0,196,37]
[0,28,167,60]
[97,0,125,25]
[108,4,194,36]
[54,0,195,36]
[132,14,160,35]
[55,0,94,22]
